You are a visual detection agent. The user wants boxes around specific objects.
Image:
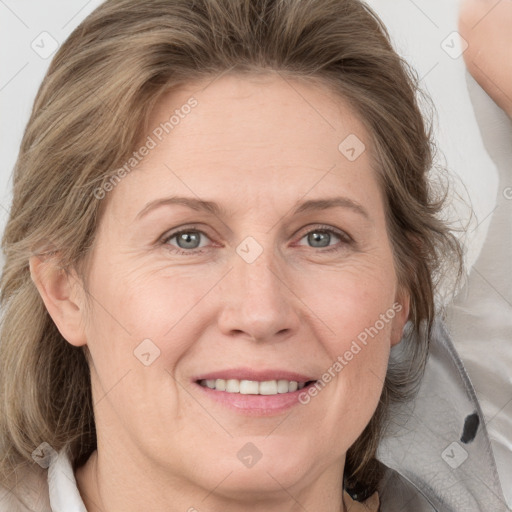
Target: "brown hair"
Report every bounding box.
[0,0,464,499]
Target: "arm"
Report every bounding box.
[459,0,512,117]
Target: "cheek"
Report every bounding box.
[85,259,207,341]
[81,259,222,402]
[312,319,392,450]
[299,256,398,344]
[81,267,201,439]
[298,258,397,419]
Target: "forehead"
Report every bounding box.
[148,71,370,160]
[106,72,383,221]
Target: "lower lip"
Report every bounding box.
[194,382,315,416]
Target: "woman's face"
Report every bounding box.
[77,73,409,500]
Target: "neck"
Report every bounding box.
[75,446,347,512]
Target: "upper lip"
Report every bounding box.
[193,368,317,383]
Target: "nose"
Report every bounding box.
[216,245,300,344]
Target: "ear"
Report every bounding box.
[29,254,87,347]
[390,286,410,347]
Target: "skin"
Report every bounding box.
[30,72,410,512]
[459,0,512,117]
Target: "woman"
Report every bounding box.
[0,0,505,510]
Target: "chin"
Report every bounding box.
[208,445,315,495]
[210,463,309,500]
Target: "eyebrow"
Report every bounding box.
[135,195,370,221]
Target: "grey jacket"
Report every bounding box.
[0,319,509,511]
[377,319,509,511]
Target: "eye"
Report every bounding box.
[296,225,353,252]
[160,224,353,256]
[161,228,211,255]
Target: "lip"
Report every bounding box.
[192,367,318,417]
[194,382,317,416]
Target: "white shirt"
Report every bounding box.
[47,449,87,512]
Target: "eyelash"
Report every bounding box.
[161,224,354,256]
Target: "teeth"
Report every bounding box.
[277,380,289,393]
[259,380,278,395]
[199,378,311,394]
[226,379,240,393]
[215,379,226,391]
[240,380,259,394]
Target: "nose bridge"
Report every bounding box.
[217,235,298,341]
[239,247,280,300]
